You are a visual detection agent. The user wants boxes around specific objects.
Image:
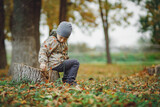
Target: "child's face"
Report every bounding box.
[57,34,68,43]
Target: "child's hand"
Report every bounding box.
[64,55,69,60]
[40,63,47,71]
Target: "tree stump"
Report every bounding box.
[12,63,60,83]
[147,64,160,76]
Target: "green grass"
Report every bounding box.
[6,52,160,65]
[69,52,160,64]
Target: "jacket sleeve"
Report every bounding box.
[65,54,69,60]
[63,43,69,60]
[38,36,58,64]
[63,52,69,60]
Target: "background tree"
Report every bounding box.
[4,0,13,41]
[42,0,59,32]
[67,0,98,31]
[98,0,111,64]
[9,0,41,75]
[42,0,98,32]
[0,0,7,69]
[98,0,133,64]
[59,0,67,23]
[131,0,160,45]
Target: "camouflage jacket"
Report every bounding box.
[38,35,69,71]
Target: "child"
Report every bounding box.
[38,21,80,86]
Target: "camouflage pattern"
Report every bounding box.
[38,36,69,71]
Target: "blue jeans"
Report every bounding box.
[52,59,80,84]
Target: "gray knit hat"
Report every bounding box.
[56,21,72,38]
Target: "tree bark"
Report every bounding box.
[59,0,69,54]
[59,0,67,23]
[98,0,112,64]
[33,0,41,54]
[9,0,41,75]
[147,65,160,76]
[0,0,7,69]
[105,20,112,64]
[12,63,60,83]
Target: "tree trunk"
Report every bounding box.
[105,21,112,64]
[98,0,112,64]
[9,0,41,75]
[59,0,69,54]
[33,0,41,54]
[0,0,7,69]
[105,14,112,64]
[12,63,60,83]
[59,0,67,23]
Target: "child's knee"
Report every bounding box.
[74,59,80,66]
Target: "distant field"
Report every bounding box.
[77,63,145,80]
[6,52,160,65]
[69,52,160,65]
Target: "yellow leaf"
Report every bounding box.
[120,88,125,93]
[40,95,45,98]
[88,98,94,104]
[154,91,159,94]
[151,64,155,68]
[21,100,26,104]
[0,88,3,92]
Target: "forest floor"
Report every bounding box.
[0,64,159,107]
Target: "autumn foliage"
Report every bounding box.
[0,64,159,106]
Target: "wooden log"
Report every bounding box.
[12,63,60,83]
